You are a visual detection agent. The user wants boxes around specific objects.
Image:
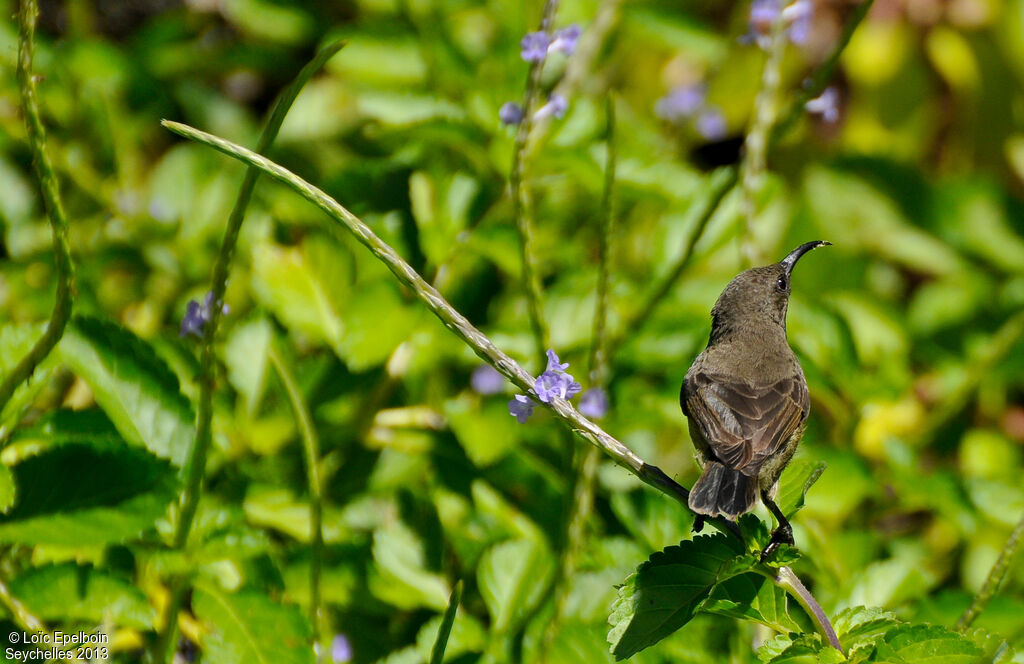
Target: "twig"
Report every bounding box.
[771,566,843,652]
[0,0,75,414]
[161,119,742,541]
[510,0,560,365]
[151,41,344,664]
[957,509,1024,632]
[269,345,325,647]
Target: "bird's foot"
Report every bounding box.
[759,523,794,563]
[692,516,706,534]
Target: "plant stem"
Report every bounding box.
[771,0,876,145]
[957,509,1024,632]
[587,96,617,385]
[162,119,742,540]
[268,345,325,646]
[772,566,842,652]
[607,166,737,358]
[510,0,559,365]
[152,41,344,664]
[0,0,75,415]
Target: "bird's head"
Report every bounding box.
[710,241,830,334]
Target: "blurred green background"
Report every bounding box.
[1,0,1024,661]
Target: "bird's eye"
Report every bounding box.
[776,276,788,291]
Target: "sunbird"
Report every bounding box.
[681,241,829,557]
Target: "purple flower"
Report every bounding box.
[499,102,525,126]
[534,371,581,403]
[579,388,609,418]
[549,24,582,55]
[509,394,536,423]
[533,93,568,121]
[655,85,706,121]
[179,291,228,339]
[331,634,353,663]
[784,0,814,44]
[545,349,570,373]
[472,365,505,394]
[805,86,839,123]
[520,31,551,62]
[696,107,728,140]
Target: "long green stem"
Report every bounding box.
[510,0,560,365]
[162,119,742,540]
[0,0,75,415]
[268,345,325,646]
[152,41,344,664]
[957,509,1024,632]
[771,566,842,652]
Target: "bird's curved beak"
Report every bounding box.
[781,240,831,276]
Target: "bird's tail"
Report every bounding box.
[688,461,758,520]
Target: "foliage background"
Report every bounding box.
[1,0,1024,661]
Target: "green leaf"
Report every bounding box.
[445,395,518,466]
[429,581,464,664]
[337,280,421,371]
[193,586,313,664]
[57,316,194,467]
[761,544,802,568]
[9,563,154,629]
[607,533,753,660]
[478,538,555,634]
[0,442,177,546]
[370,520,451,611]
[776,458,827,518]
[833,606,900,653]
[0,323,55,431]
[871,624,983,663]
[703,572,806,633]
[224,317,274,416]
[0,465,13,515]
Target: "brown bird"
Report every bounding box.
[681,241,829,556]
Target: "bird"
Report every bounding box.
[680,241,829,558]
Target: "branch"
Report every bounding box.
[772,565,843,652]
[161,119,741,541]
[0,0,75,414]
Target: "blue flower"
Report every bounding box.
[520,31,551,62]
[579,387,609,418]
[533,349,581,403]
[696,107,728,140]
[179,291,228,339]
[545,348,570,372]
[655,85,706,121]
[472,365,505,394]
[509,394,536,423]
[499,101,525,125]
[743,0,814,49]
[331,634,353,663]
[804,86,839,123]
[534,93,568,121]
[549,24,582,55]
[785,0,813,44]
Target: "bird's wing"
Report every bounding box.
[682,371,808,476]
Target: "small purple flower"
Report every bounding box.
[179,291,228,339]
[805,86,839,123]
[549,24,582,55]
[784,0,814,44]
[331,634,353,663]
[533,93,568,121]
[579,388,609,418]
[545,349,570,372]
[472,365,505,394]
[534,371,581,403]
[520,31,551,62]
[696,107,728,140]
[655,85,706,121]
[499,101,525,126]
[509,394,536,423]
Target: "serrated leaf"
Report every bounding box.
[193,586,313,664]
[58,316,194,467]
[478,538,555,634]
[776,458,827,518]
[761,544,802,568]
[761,633,824,663]
[9,563,154,629]
[833,606,900,652]
[607,533,753,660]
[758,634,797,662]
[703,572,806,633]
[0,442,177,546]
[872,624,983,663]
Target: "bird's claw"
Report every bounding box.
[759,523,794,563]
[692,516,706,534]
